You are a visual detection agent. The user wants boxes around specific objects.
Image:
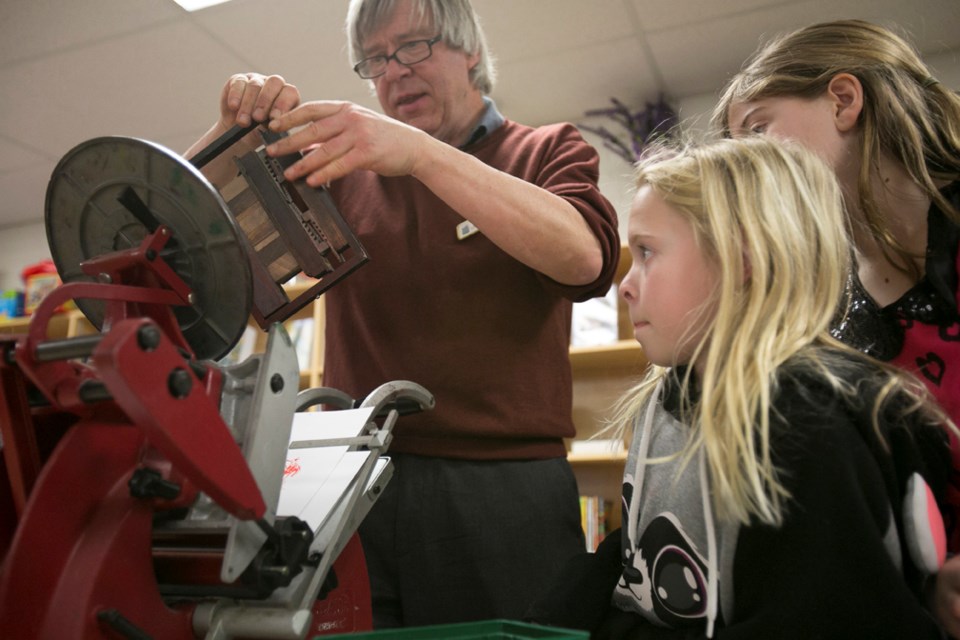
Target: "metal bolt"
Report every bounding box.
[137,325,161,351]
[167,368,193,398]
[128,468,181,500]
[97,273,112,284]
[270,373,284,394]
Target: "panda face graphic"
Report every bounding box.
[620,544,654,612]
[646,536,708,619]
[619,489,709,627]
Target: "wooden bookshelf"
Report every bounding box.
[570,340,645,373]
[568,249,645,535]
[0,311,72,339]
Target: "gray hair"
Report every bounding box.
[346,0,497,94]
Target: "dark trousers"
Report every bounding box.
[357,453,586,628]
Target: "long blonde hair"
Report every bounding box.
[611,137,939,526]
[712,19,960,277]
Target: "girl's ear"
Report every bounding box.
[826,73,864,133]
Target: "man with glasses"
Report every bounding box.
[187,0,619,628]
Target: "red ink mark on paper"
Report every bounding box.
[284,458,301,477]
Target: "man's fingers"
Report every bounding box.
[252,74,289,122]
[224,74,250,111]
[264,103,347,160]
[278,135,355,186]
[303,151,356,187]
[235,75,266,126]
[269,84,302,120]
[269,100,347,132]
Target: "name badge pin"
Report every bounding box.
[456,220,480,241]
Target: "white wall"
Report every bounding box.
[580,90,725,241]
[929,49,960,90]
[0,222,51,292]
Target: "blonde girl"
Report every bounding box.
[593,137,950,639]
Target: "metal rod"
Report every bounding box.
[78,380,112,404]
[34,335,102,362]
[117,187,160,233]
[96,609,154,640]
[188,122,261,170]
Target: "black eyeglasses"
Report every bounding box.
[353,35,442,79]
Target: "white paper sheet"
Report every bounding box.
[277,408,377,529]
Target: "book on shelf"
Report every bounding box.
[570,284,618,347]
[580,495,613,552]
[570,438,626,457]
[288,317,314,370]
[218,324,258,366]
[217,318,314,370]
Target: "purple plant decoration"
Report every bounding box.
[580,95,678,164]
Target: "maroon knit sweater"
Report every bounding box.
[324,119,620,460]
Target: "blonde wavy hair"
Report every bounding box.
[610,137,942,526]
[711,19,960,277]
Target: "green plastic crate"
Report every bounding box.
[319,619,588,639]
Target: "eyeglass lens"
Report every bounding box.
[356,38,436,78]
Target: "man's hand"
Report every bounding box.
[219,72,302,130]
[265,100,430,186]
[184,72,303,167]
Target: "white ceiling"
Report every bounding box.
[1,0,959,231]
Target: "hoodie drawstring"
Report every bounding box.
[700,446,718,638]
[630,379,718,637]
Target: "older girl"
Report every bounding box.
[713,19,960,551]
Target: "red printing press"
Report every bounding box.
[0,128,432,639]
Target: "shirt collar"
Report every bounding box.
[460,96,504,149]
[829,181,960,361]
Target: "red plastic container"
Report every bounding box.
[21,259,61,315]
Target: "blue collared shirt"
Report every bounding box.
[460,96,505,148]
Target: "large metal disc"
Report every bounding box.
[45,136,253,361]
